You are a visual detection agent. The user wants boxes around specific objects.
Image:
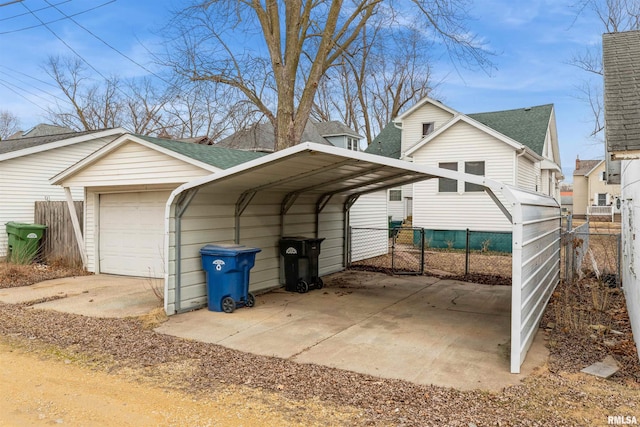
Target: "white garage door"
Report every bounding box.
[99,191,170,277]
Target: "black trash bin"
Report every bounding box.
[279,236,325,293]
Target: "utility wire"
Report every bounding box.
[0,64,60,89]
[0,0,71,22]
[0,69,72,104]
[0,80,50,114]
[43,0,174,87]
[1,0,114,35]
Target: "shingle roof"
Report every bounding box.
[364,122,402,159]
[467,104,553,155]
[136,135,267,169]
[315,121,363,139]
[0,129,112,156]
[603,30,640,152]
[7,124,74,139]
[573,160,601,176]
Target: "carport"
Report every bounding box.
[165,142,561,373]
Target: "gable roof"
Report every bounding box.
[52,133,267,185]
[364,122,401,159]
[136,135,266,169]
[573,159,602,177]
[7,123,73,140]
[394,96,460,121]
[467,104,553,156]
[0,128,126,162]
[603,30,640,152]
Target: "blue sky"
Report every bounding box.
[0,0,606,180]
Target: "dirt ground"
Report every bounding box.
[0,339,360,426]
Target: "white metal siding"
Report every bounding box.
[62,141,213,187]
[621,159,640,361]
[167,189,347,314]
[510,189,561,373]
[411,121,515,232]
[350,191,389,262]
[400,105,455,154]
[0,138,110,257]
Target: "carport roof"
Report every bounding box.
[171,141,511,208]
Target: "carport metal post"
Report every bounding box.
[173,188,199,313]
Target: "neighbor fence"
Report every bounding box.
[34,201,83,266]
[348,226,513,284]
[560,217,621,286]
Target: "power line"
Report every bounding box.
[0,68,71,104]
[1,0,114,35]
[0,80,50,114]
[0,0,71,22]
[0,64,59,89]
[43,0,173,87]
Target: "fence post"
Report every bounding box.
[420,228,425,275]
[617,233,622,287]
[465,228,470,275]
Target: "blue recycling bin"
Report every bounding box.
[200,244,261,313]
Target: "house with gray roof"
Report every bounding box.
[363,97,562,250]
[603,29,640,361]
[0,127,126,259]
[50,133,266,275]
[216,120,362,152]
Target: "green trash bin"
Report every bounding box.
[5,222,47,263]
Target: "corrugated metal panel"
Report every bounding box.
[620,159,640,360]
[411,121,515,232]
[62,141,212,187]
[509,186,561,373]
[0,139,110,257]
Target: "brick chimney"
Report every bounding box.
[575,156,580,171]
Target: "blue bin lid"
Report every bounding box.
[200,243,261,256]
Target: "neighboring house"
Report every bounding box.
[51,134,265,277]
[366,97,563,250]
[559,184,573,216]
[0,127,126,258]
[572,158,621,220]
[6,124,73,140]
[602,29,640,362]
[216,120,363,152]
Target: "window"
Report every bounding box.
[599,171,606,181]
[389,190,402,201]
[597,193,607,206]
[464,161,485,192]
[422,122,435,137]
[347,137,359,151]
[438,162,458,192]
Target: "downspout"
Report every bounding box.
[173,188,199,314]
[63,187,88,269]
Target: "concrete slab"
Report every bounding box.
[0,275,161,318]
[156,271,548,391]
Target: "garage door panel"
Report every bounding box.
[99,192,169,277]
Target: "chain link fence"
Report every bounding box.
[560,217,621,286]
[348,227,512,284]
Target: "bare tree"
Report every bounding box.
[165,1,491,151]
[571,0,640,137]
[0,110,20,140]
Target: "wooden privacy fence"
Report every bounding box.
[34,201,83,266]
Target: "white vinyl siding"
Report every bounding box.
[400,105,455,154]
[62,141,214,187]
[411,121,515,232]
[168,189,347,314]
[0,138,112,257]
[517,155,537,192]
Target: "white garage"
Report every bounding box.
[51,134,264,277]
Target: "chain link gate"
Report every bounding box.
[348,227,425,275]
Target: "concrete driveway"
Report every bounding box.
[0,270,548,391]
[0,274,162,318]
[156,270,548,391]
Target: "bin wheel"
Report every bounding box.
[221,297,235,313]
[316,278,323,289]
[246,293,256,308]
[296,280,309,293]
